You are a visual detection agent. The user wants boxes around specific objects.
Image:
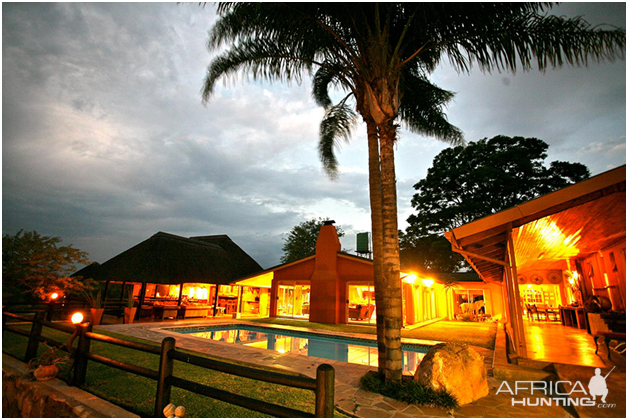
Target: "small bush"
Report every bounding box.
[360,371,458,409]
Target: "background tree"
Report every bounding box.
[402,135,590,271]
[399,233,466,273]
[203,3,624,383]
[2,230,92,303]
[281,218,345,264]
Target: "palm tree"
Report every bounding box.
[313,67,463,373]
[203,3,625,383]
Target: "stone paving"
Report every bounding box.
[96,317,622,418]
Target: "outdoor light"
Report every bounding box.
[421,278,434,288]
[67,312,85,351]
[71,312,84,324]
[50,292,59,300]
[401,273,417,284]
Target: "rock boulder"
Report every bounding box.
[414,342,488,405]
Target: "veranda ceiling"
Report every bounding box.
[445,166,626,283]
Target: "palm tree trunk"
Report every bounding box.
[379,120,403,383]
[365,118,386,376]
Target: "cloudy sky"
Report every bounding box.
[2,2,626,269]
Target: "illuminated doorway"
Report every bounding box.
[347,282,376,324]
[453,289,486,320]
[422,287,436,321]
[277,281,310,319]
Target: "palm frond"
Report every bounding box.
[203,39,315,102]
[318,104,357,179]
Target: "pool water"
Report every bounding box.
[168,325,428,372]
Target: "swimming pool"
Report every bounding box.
[165,324,429,372]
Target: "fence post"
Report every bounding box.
[46,302,55,322]
[155,337,176,417]
[72,322,93,387]
[24,311,45,363]
[315,363,335,418]
[2,309,7,334]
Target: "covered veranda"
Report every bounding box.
[73,232,263,321]
[445,165,625,363]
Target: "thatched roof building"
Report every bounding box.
[74,232,262,285]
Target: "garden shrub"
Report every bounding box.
[360,371,458,409]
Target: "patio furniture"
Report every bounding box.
[349,304,374,321]
[525,304,534,321]
[594,331,626,360]
[153,305,180,320]
[140,305,154,318]
[560,306,586,329]
[180,305,211,319]
[537,305,560,321]
[348,305,362,320]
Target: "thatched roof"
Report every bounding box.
[72,262,101,280]
[73,232,262,285]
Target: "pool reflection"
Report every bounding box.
[190,328,425,372]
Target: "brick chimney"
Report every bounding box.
[309,220,342,324]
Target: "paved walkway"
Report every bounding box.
[95,317,624,418]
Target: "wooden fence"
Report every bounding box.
[2,310,335,417]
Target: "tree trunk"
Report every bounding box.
[365,118,386,376]
[379,120,403,383]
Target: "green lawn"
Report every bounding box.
[248,318,497,349]
[3,324,345,418]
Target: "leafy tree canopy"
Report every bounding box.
[402,135,590,271]
[2,230,93,302]
[281,218,345,264]
[399,233,466,273]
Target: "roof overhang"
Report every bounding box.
[233,271,273,288]
[445,166,626,283]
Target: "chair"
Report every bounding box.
[526,304,544,321]
[358,304,375,320]
[594,331,626,360]
[348,305,363,320]
[535,305,550,321]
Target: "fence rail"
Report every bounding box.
[2,309,335,418]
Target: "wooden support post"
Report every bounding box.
[25,312,45,363]
[315,363,335,418]
[505,227,527,358]
[136,283,147,320]
[72,322,93,387]
[46,302,55,322]
[213,285,220,317]
[237,286,244,314]
[177,283,184,306]
[155,337,176,417]
[103,281,111,301]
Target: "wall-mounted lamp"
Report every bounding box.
[401,273,417,284]
[421,278,434,288]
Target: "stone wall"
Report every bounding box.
[3,355,138,418]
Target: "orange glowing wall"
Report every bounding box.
[581,244,626,311]
[269,223,375,324]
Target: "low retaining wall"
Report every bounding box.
[2,355,138,418]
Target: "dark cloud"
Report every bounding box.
[3,3,625,268]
